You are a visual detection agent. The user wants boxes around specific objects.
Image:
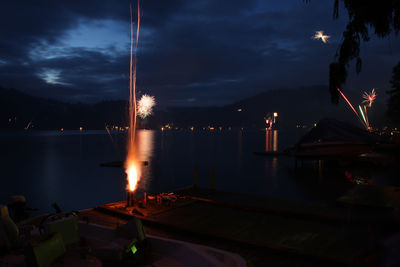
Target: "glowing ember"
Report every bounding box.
[125,1,141,193]
[362,88,377,108]
[312,30,330,43]
[125,160,139,192]
[363,105,370,128]
[137,94,156,119]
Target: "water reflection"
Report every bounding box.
[136,130,155,191]
[265,130,279,183]
[344,170,372,185]
[265,157,279,189]
[137,130,155,161]
[6,129,398,214]
[272,157,278,177]
[43,138,60,200]
[265,130,278,152]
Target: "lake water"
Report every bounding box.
[0,129,398,214]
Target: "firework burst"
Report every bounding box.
[137,94,156,119]
[362,89,377,108]
[312,30,330,43]
[337,88,379,130]
[337,88,368,129]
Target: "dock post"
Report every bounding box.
[130,192,135,207]
[210,168,215,190]
[156,195,162,205]
[126,191,131,207]
[193,167,198,188]
[318,160,323,184]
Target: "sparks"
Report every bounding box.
[312,30,330,43]
[337,88,358,117]
[362,88,377,108]
[337,88,368,129]
[363,105,370,128]
[125,1,141,193]
[125,160,139,192]
[358,105,369,129]
[137,94,156,119]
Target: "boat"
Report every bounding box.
[288,118,380,159]
[292,141,374,158]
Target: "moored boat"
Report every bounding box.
[289,118,380,159]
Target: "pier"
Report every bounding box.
[78,186,400,266]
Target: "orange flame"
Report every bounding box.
[125,159,140,192]
[125,0,141,193]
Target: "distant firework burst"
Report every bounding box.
[337,88,378,130]
[312,30,330,43]
[337,88,368,129]
[362,89,377,108]
[137,94,156,119]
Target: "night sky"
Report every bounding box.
[1,1,399,108]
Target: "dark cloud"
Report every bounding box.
[0,0,399,107]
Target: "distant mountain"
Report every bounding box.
[163,85,388,129]
[0,85,388,130]
[228,85,387,128]
[0,87,128,130]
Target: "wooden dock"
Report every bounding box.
[79,187,398,266]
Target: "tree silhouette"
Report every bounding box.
[387,61,400,125]
[328,0,400,104]
[304,1,400,105]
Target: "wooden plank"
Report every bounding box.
[90,198,368,265]
[79,209,338,267]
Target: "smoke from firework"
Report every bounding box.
[137,94,156,119]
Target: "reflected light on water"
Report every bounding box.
[137,129,155,161]
[135,130,155,191]
[265,130,279,182]
[265,130,278,152]
[273,130,278,152]
[272,157,278,177]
